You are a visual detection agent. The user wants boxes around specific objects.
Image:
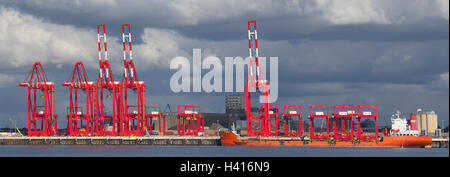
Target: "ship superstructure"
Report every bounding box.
[390,110,419,136]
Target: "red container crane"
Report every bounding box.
[332,105,357,141]
[260,105,280,136]
[145,106,166,135]
[309,106,330,140]
[119,24,146,136]
[19,62,57,136]
[62,62,95,136]
[283,106,303,136]
[356,106,378,141]
[177,105,204,136]
[246,20,271,137]
[95,24,120,136]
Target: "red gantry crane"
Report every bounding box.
[309,106,330,141]
[95,24,120,136]
[119,24,146,136]
[145,106,166,135]
[283,106,303,136]
[332,105,357,141]
[62,62,95,136]
[246,20,271,137]
[177,105,204,136]
[260,105,280,136]
[19,62,57,136]
[356,106,378,141]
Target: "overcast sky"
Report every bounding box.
[0,0,448,128]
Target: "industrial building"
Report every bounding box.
[414,109,439,136]
[225,95,245,114]
[162,112,242,135]
[160,96,247,135]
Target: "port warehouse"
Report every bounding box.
[8,21,445,142]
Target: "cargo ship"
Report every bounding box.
[220,111,432,148]
[219,131,431,148]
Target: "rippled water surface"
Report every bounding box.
[0,145,448,157]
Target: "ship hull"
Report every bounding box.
[220,132,432,148]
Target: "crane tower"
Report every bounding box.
[19,62,58,136]
[246,20,271,137]
[95,24,120,136]
[119,24,146,136]
[62,62,95,136]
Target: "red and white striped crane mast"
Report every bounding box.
[95,24,120,136]
[19,62,57,136]
[119,24,146,136]
[62,62,95,136]
[246,20,270,137]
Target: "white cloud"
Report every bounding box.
[0,7,193,72]
[315,0,391,24]
[0,73,15,88]
[134,28,190,68]
[440,72,449,83]
[168,0,270,25]
[428,72,450,90]
[0,7,97,68]
[437,0,449,20]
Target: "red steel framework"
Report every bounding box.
[309,106,330,140]
[95,24,120,136]
[356,106,378,141]
[177,105,204,136]
[119,24,146,136]
[19,62,57,136]
[62,62,95,136]
[332,105,357,141]
[283,106,303,136]
[145,106,166,135]
[260,105,280,136]
[246,20,271,137]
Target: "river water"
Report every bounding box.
[0,145,447,157]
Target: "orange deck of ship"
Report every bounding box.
[220,132,432,148]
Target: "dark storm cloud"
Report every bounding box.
[275,40,449,85]
[3,0,448,43]
[174,18,449,42]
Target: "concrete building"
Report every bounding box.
[225,95,245,114]
[162,112,243,132]
[162,112,178,131]
[415,108,438,136]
